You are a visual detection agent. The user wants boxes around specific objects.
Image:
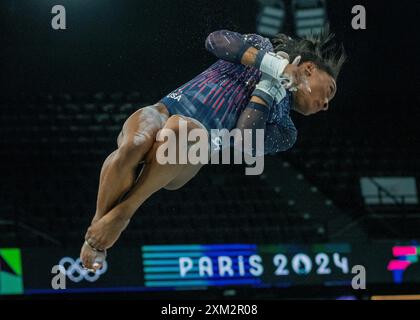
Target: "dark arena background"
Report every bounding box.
[1,0,420,302]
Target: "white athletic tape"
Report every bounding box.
[259,52,289,80]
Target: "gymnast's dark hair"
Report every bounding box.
[271,26,346,79]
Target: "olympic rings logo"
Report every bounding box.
[58,257,108,283]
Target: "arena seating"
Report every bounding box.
[0,92,327,247]
[0,92,418,246]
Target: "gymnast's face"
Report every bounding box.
[292,62,337,116]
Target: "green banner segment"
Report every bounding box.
[0,248,24,295]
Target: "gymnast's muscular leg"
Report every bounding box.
[91,103,169,225]
[81,113,207,269]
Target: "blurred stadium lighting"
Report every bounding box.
[256,0,286,37]
[292,0,327,37]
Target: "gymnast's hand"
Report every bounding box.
[282,55,311,93]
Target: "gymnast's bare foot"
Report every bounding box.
[86,214,130,250]
[80,242,107,271]
[80,214,129,270]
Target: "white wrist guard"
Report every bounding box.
[259,52,289,80]
[253,74,287,107]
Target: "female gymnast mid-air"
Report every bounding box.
[80,28,345,271]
